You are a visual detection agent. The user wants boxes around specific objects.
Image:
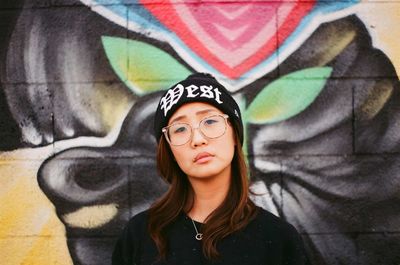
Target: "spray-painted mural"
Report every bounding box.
[1,0,400,264]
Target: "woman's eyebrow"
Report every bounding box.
[169,109,217,124]
[169,115,186,124]
[196,109,216,115]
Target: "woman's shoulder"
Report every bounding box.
[251,207,310,264]
[251,206,301,238]
[124,209,150,230]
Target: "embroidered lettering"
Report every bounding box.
[160,84,184,116]
[200,85,214,98]
[185,85,199,98]
[213,88,223,104]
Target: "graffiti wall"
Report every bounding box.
[1,0,400,264]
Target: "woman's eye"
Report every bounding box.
[204,118,218,125]
[173,126,187,134]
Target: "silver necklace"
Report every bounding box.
[191,219,203,241]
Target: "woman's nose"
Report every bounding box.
[190,127,207,147]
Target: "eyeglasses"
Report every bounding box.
[162,114,229,146]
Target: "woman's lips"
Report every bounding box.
[193,152,214,164]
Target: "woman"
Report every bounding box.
[112,73,309,265]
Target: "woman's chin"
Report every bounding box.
[186,165,230,180]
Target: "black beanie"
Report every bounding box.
[153,73,243,145]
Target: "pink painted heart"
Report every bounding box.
[140,0,315,79]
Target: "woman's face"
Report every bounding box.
[167,102,236,180]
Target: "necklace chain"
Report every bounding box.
[191,219,203,241]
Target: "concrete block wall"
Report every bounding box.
[1,1,400,264]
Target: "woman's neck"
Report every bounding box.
[187,170,231,223]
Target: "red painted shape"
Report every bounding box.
[140,0,315,78]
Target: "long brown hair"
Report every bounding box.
[148,123,258,261]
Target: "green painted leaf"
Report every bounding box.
[245,67,332,124]
[101,36,191,95]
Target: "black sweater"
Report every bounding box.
[112,206,309,265]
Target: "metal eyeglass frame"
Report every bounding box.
[162,114,229,146]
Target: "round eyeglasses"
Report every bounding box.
[162,114,229,146]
